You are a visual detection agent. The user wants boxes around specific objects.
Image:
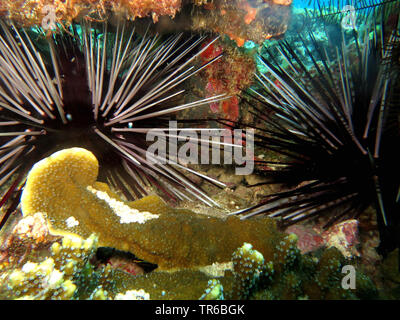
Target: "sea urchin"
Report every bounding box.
[0,19,227,229]
[227,13,400,255]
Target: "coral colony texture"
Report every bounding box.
[0,0,399,300]
[0,148,380,299]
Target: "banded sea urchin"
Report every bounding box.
[227,11,400,255]
[0,19,228,229]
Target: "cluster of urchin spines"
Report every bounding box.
[228,9,400,254]
[0,18,230,229]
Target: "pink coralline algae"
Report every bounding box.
[286,219,360,258]
[0,212,59,268]
[192,0,292,47]
[103,256,145,276]
[200,39,255,125]
[285,225,325,254]
[322,220,360,258]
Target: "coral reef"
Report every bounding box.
[0,231,160,300]
[0,0,183,26]
[192,0,292,46]
[113,236,377,300]
[0,233,113,299]
[19,147,293,271]
[228,242,273,299]
[0,229,380,300]
[4,257,77,299]
[377,249,400,298]
[0,147,381,300]
[0,0,293,43]
[251,246,377,300]
[0,206,380,300]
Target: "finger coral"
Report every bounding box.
[229,242,274,299]
[199,279,224,300]
[5,257,77,300]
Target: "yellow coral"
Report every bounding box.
[21,147,156,243]
[0,232,117,300]
[6,257,75,300]
[199,279,224,300]
[20,147,288,271]
[21,147,98,217]
[229,242,272,299]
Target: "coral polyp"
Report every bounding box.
[0,19,227,229]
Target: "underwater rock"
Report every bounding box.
[100,256,145,276]
[12,212,50,244]
[200,39,255,124]
[20,147,292,271]
[285,224,325,254]
[322,220,360,258]
[0,212,59,271]
[192,0,292,46]
[286,219,360,258]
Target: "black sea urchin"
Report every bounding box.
[227,12,400,254]
[0,19,227,229]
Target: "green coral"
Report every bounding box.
[251,247,378,300]
[377,249,400,299]
[228,242,273,299]
[273,233,301,272]
[200,279,224,300]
